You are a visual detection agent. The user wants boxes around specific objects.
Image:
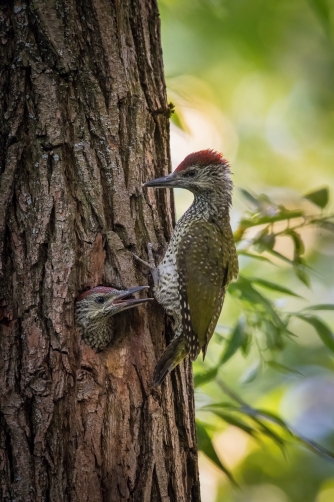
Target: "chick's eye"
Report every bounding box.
[184,170,196,178]
[95,296,106,304]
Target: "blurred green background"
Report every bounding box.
[158,0,334,501]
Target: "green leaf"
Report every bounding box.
[237,251,276,265]
[209,410,257,437]
[304,187,329,209]
[267,249,314,277]
[202,402,238,411]
[295,314,334,353]
[206,403,334,463]
[281,328,298,339]
[230,278,286,329]
[248,416,285,448]
[194,367,218,388]
[253,408,292,431]
[294,266,311,288]
[264,320,284,350]
[241,331,252,357]
[239,188,261,207]
[250,278,303,298]
[239,360,261,384]
[267,361,303,376]
[267,249,294,265]
[220,318,246,365]
[285,229,305,257]
[255,408,334,461]
[302,304,334,311]
[294,434,334,462]
[307,0,331,36]
[255,233,276,252]
[196,421,237,485]
[239,210,304,228]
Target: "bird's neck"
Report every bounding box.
[189,188,231,221]
[90,316,113,333]
[76,309,114,337]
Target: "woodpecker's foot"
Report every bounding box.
[147,243,155,269]
[131,253,153,270]
[147,243,159,288]
[132,243,159,288]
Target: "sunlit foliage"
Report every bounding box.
[159,0,334,500]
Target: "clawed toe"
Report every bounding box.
[147,243,156,270]
[131,252,153,270]
[131,244,158,288]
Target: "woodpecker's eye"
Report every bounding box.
[95,296,106,304]
[184,170,196,178]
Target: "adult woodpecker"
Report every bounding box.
[75,285,153,351]
[142,149,239,385]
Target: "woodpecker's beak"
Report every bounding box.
[112,285,153,312]
[143,173,176,188]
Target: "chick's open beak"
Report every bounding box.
[112,285,153,312]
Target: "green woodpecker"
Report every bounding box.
[143,150,239,385]
[75,286,152,351]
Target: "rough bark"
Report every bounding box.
[0,1,200,501]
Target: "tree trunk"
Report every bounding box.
[0,1,200,501]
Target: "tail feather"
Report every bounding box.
[153,336,189,386]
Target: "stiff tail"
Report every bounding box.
[153,336,189,386]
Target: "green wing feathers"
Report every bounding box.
[153,336,189,386]
[177,220,238,361]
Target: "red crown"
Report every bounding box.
[77,286,116,301]
[175,149,228,172]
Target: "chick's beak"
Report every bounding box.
[143,173,177,188]
[112,285,153,312]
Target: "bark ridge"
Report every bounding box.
[0,1,200,501]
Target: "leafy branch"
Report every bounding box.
[235,187,333,286]
[225,186,334,362]
[197,378,334,482]
[195,186,334,478]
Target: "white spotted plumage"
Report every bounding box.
[146,150,239,385]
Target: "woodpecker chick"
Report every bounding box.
[143,150,239,385]
[75,285,152,351]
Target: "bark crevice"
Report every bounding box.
[0,1,200,501]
